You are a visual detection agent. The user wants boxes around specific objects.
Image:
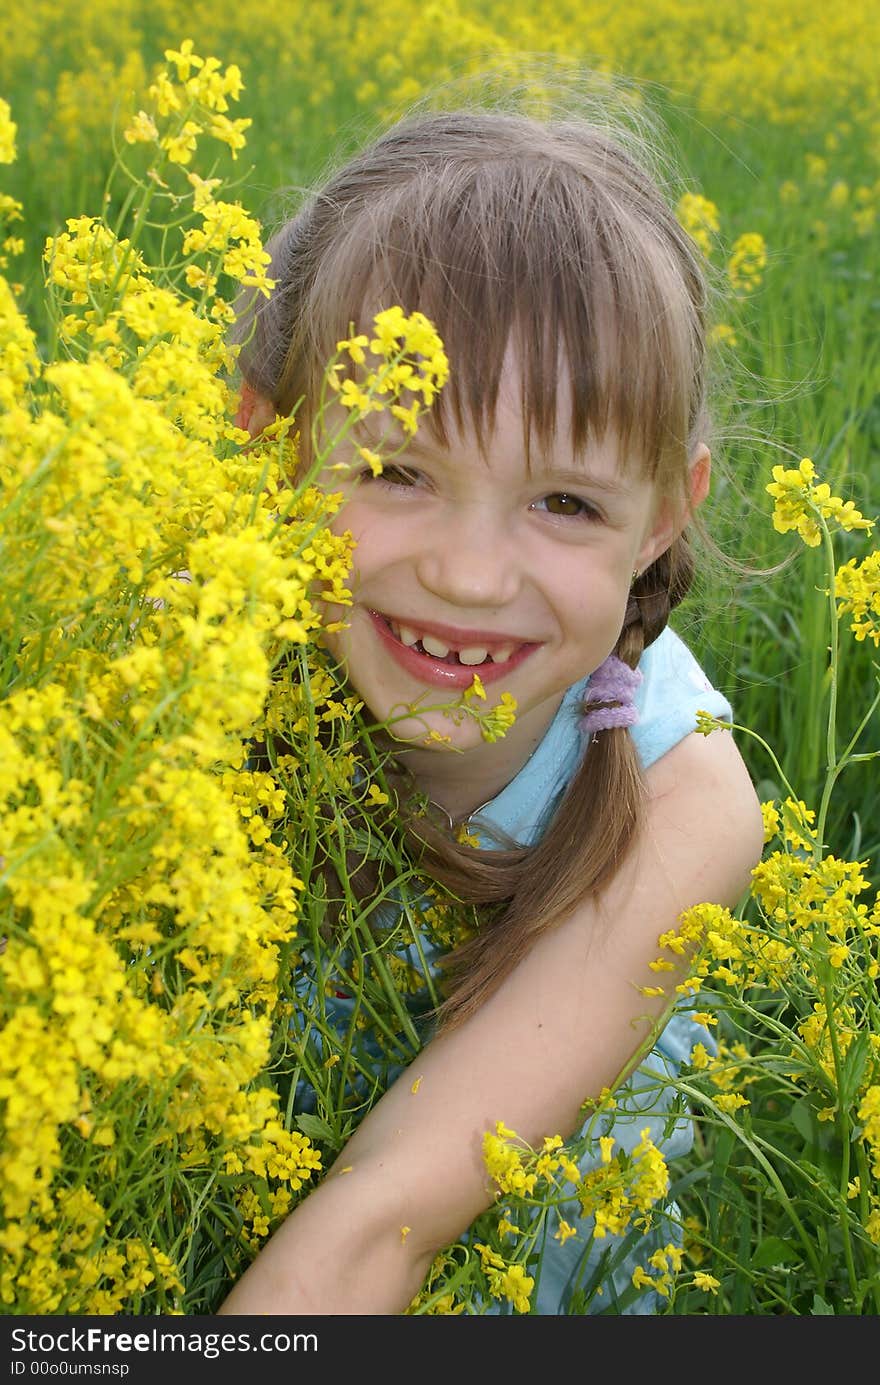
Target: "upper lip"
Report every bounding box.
[370,609,536,652]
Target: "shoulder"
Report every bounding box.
[633,626,733,771]
[641,723,765,912]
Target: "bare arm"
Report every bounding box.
[218,728,764,1315]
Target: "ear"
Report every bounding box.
[636,444,711,571]
[688,442,711,512]
[234,382,278,438]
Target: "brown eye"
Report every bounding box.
[546,493,580,515]
[539,492,593,518]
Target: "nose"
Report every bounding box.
[414,503,522,609]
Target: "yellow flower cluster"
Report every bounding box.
[766,458,874,548]
[631,1239,684,1300]
[473,1241,535,1313]
[835,551,880,645]
[483,1122,580,1199]
[727,231,767,294]
[333,307,450,437]
[680,788,880,1250]
[46,43,273,330]
[676,192,720,259]
[675,192,765,328]
[475,691,519,744]
[0,87,362,1312]
[578,1127,671,1242]
[480,1116,675,1305]
[125,40,251,165]
[181,198,274,303]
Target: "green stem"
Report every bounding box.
[814,514,840,861]
[715,719,801,802]
[819,977,859,1300]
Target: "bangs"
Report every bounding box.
[244,114,707,483]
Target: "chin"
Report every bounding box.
[381,707,485,753]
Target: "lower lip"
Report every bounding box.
[368,611,537,689]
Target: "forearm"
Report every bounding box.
[217,1161,446,1316]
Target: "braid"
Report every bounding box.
[618,532,696,668]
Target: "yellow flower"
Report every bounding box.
[338,333,370,364]
[187,172,223,211]
[695,709,726,735]
[0,98,17,163]
[781,797,817,851]
[208,113,252,159]
[164,39,203,81]
[122,110,159,145]
[161,120,201,166]
[714,1093,750,1114]
[761,800,781,842]
[708,322,737,349]
[480,692,517,743]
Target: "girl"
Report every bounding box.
[218,106,764,1315]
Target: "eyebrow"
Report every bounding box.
[355,424,633,495]
[527,466,631,495]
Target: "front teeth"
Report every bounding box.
[458,646,489,666]
[388,618,517,665]
[421,634,451,658]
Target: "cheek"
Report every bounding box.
[329,502,379,561]
[557,566,633,655]
[332,507,411,599]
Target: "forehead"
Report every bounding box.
[354,338,648,482]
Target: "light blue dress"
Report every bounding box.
[293,626,732,1313]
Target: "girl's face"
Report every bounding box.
[319,361,707,805]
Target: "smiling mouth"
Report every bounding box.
[376,613,523,667]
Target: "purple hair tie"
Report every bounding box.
[581,654,642,734]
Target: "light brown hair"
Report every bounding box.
[236,107,710,1028]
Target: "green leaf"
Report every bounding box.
[752,1235,802,1269]
[790,1096,820,1147]
[811,1294,835,1315]
[295,1112,336,1143]
[839,1033,870,1109]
